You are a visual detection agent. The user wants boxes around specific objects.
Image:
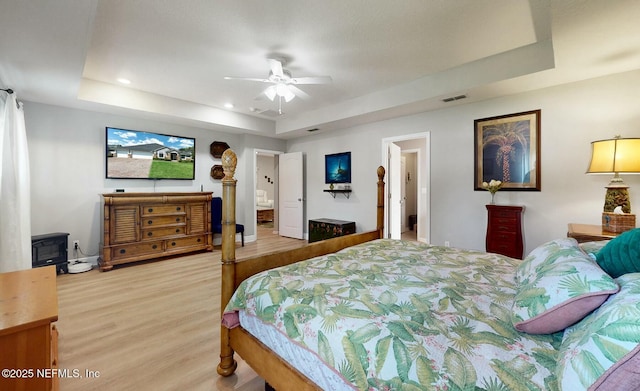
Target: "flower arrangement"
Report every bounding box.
[482,179,503,204]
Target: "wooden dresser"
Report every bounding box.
[486,205,525,259]
[0,266,58,391]
[99,192,213,271]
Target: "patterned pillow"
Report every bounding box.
[512,238,619,334]
[579,240,610,259]
[556,273,640,391]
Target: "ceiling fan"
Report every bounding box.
[224,58,332,112]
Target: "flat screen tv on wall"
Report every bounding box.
[325,151,351,184]
[105,127,196,180]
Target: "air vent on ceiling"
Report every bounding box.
[442,94,467,103]
[306,128,319,132]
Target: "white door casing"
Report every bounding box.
[389,143,401,240]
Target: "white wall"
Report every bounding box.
[24,103,286,261]
[287,69,640,255]
[22,69,640,260]
[256,154,275,201]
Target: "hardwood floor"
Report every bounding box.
[55,225,305,391]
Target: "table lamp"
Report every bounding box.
[586,136,640,232]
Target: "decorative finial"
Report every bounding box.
[221,149,237,180]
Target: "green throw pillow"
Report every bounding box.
[595,228,640,278]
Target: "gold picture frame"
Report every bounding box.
[474,110,541,191]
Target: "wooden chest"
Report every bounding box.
[485,205,525,259]
[99,192,213,271]
[308,218,356,243]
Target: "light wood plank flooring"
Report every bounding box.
[55,225,304,391]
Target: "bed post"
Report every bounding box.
[377,166,385,237]
[217,149,238,376]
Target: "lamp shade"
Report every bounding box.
[587,138,640,174]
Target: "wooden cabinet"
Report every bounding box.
[309,218,356,243]
[567,223,618,243]
[257,208,274,223]
[100,192,213,271]
[0,266,58,391]
[486,205,525,259]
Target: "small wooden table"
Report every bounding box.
[567,223,618,243]
[0,266,59,391]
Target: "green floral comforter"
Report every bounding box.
[223,239,562,390]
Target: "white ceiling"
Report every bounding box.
[1,0,639,139]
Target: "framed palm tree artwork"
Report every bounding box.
[474,109,541,191]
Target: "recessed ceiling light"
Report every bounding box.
[224,103,234,109]
[117,78,131,85]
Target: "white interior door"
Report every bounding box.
[389,143,402,239]
[278,152,304,239]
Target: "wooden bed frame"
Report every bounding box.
[217,149,386,390]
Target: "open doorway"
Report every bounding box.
[254,149,282,240]
[381,133,430,243]
[401,151,418,242]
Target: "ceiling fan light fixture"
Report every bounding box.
[282,87,295,102]
[275,83,288,96]
[264,85,277,101]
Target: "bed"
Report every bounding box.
[217,149,640,391]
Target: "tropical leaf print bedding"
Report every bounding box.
[223,239,562,391]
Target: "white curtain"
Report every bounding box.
[0,92,31,272]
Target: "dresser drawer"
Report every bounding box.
[166,235,207,249]
[493,218,517,231]
[142,204,186,215]
[112,241,164,259]
[488,240,518,255]
[143,215,186,226]
[142,226,186,240]
[491,231,516,242]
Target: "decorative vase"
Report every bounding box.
[490,192,496,205]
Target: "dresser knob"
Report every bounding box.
[119,249,126,254]
[148,208,153,213]
[148,232,153,237]
[148,220,153,225]
[171,242,176,246]
[152,244,157,249]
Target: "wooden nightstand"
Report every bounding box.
[567,223,618,243]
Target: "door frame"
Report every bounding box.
[381,132,430,243]
[253,148,284,241]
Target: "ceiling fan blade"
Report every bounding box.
[224,76,270,83]
[288,85,310,100]
[268,59,284,78]
[290,76,333,85]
